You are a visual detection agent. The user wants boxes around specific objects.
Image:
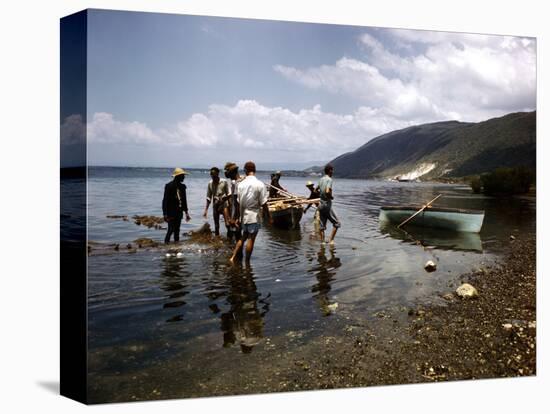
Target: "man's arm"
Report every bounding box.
[181,185,191,221]
[203,183,212,218]
[260,184,272,225]
[162,184,169,221]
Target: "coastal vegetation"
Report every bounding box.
[470,166,536,195]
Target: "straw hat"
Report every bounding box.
[306,181,314,187]
[172,167,189,177]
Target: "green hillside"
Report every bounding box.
[328,111,536,179]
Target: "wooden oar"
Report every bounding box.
[265,182,298,199]
[268,198,319,205]
[397,194,442,229]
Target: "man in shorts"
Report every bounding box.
[318,164,341,245]
[229,161,272,263]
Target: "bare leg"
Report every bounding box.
[319,228,325,244]
[230,239,244,263]
[329,227,338,244]
[245,233,258,262]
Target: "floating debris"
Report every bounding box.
[327,303,339,312]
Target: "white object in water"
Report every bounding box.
[327,303,339,311]
[165,253,172,258]
[176,252,183,258]
[424,260,437,272]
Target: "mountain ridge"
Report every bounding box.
[324,111,536,179]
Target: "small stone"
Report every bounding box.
[442,293,454,301]
[502,323,513,330]
[510,235,516,240]
[424,260,437,272]
[456,283,478,298]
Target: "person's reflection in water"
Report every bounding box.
[160,255,191,323]
[310,246,342,316]
[220,262,269,353]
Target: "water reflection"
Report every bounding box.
[160,256,191,322]
[379,223,483,252]
[220,263,268,353]
[309,247,342,316]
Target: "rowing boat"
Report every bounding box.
[265,197,319,229]
[379,206,485,233]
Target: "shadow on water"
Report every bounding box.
[220,263,269,353]
[379,223,484,253]
[308,246,342,316]
[160,256,191,322]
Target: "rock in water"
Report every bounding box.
[195,222,212,235]
[456,283,479,298]
[424,260,437,272]
[133,238,159,248]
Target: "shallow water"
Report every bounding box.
[79,167,535,401]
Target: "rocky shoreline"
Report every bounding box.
[274,233,536,390]
[88,233,536,402]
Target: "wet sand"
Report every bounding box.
[88,233,536,403]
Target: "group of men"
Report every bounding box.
[161,162,341,262]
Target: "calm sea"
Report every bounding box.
[68,166,535,401]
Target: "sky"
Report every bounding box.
[62,9,536,169]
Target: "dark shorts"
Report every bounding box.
[318,200,341,230]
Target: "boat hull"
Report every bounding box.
[379,206,484,233]
[267,205,303,229]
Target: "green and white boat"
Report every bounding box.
[379,206,485,233]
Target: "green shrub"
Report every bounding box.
[480,166,535,195]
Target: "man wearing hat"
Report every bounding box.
[303,181,320,214]
[269,170,287,198]
[162,168,191,244]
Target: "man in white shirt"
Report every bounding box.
[230,161,272,263]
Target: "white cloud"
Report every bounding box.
[276,29,536,123]
[88,112,159,145]
[77,100,418,162]
[60,114,86,146]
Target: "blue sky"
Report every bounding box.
[65,9,536,168]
